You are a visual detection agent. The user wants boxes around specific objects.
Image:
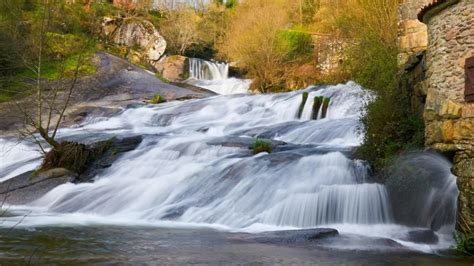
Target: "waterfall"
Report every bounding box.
[186,58,251,95]
[0,81,458,252]
[188,58,229,80]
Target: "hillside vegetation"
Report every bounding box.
[0,0,424,173]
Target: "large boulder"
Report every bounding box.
[154,55,190,82]
[101,16,166,66]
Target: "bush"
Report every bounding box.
[149,93,166,104]
[276,29,313,59]
[46,32,85,59]
[251,138,272,154]
[219,0,318,92]
[158,6,201,55]
[452,231,474,255]
[321,0,426,173]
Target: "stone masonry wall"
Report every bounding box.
[423,0,474,232]
[398,0,430,66]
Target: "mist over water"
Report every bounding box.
[0,82,459,253]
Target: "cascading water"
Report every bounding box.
[0,82,458,253]
[186,58,251,95]
[188,58,229,80]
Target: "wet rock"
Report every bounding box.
[155,55,190,82]
[207,136,286,150]
[384,151,457,231]
[0,168,77,205]
[249,228,339,244]
[77,135,143,183]
[0,136,143,205]
[401,230,439,244]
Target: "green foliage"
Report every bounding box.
[321,97,330,118]
[251,138,272,155]
[452,231,474,256]
[353,37,424,170]
[275,29,313,60]
[0,0,100,102]
[312,96,322,119]
[149,93,166,104]
[299,0,319,25]
[225,0,238,9]
[297,91,309,118]
[46,32,85,59]
[356,90,425,171]
[325,0,426,172]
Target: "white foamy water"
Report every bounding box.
[186,58,251,95]
[0,139,43,182]
[0,82,458,253]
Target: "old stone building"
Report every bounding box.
[419,0,474,233]
[400,0,474,232]
[398,0,430,66]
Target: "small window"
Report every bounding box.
[466,57,474,102]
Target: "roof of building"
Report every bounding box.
[417,0,459,22]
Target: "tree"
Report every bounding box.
[0,0,97,157]
[218,0,318,92]
[158,5,200,55]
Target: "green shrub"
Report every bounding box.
[275,29,313,59]
[321,97,330,118]
[452,231,474,255]
[337,0,425,173]
[225,0,238,9]
[312,96,323,119]
[149,93,166,104]
[46,32,84,59]
[250,138,272,155]
[356,90,425,171]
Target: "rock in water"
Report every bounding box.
[401,230,439,244]
[0,136,143,205]
[154,55,190,82]
[248,228,339,244]
[101,17,166,67]
[0,168,77,205]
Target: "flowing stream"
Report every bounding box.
[0,82,460,259]
[186,58,251,95]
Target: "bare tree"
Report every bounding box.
[7,0,95,154]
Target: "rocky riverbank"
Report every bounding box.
[0,52,215,136]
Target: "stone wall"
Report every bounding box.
[422,0,474,232]
[397,0,430,66]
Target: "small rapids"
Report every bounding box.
[0,82,458,253]
[186,58,251,95]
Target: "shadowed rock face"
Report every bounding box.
[0,136,143,205]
